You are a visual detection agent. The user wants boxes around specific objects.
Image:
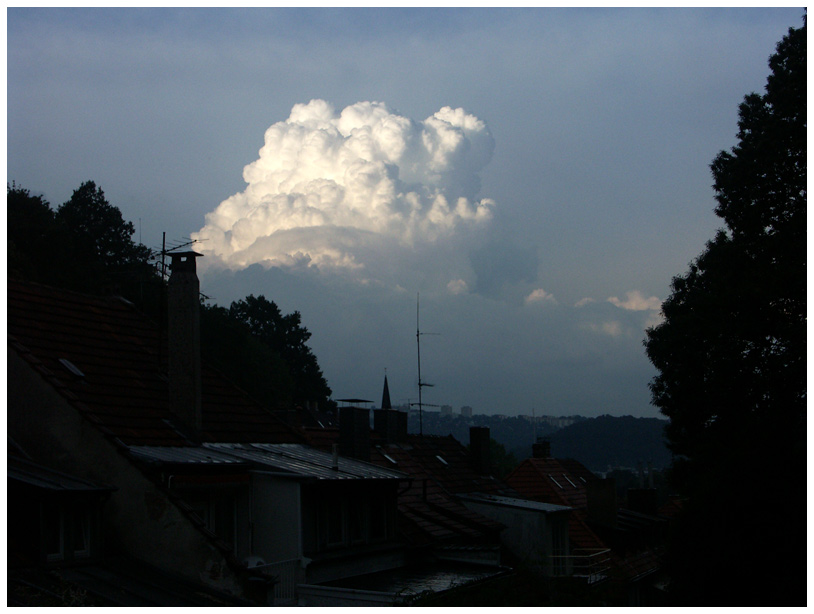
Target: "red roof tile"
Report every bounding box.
[506,457,596,509]
[8,280,304,447]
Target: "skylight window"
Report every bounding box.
[59,358,85,378]
[548,474,563,489]
[382,453,398,465]
[435,455,448,466]
[563,474,577,488]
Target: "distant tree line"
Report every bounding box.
[7,181,332,411]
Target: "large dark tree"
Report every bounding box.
[8,180,157,303]
[200,303,297,411]
[228,294,333,407]
[7,184,56,283]
[644,20,805,606]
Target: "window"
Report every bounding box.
[349,499,367,544]
[324,501,346,547]
[44,505,64,562]
[72,503,91,558]
[369,497,391,542]
[306,486,395,553]
[43,500,93,563]
[550,515,568,576]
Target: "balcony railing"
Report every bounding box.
[552,548,612,584]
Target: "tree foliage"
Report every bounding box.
[200,303,297,411]
[226,294,332,407]
[8,180,334,412]
[644,20,805,606]
[7,180,157,301]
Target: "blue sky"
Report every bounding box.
[7,7,803,417]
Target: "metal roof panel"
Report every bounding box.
[205,443,408,481]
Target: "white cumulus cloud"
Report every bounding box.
[607,290,661,312]
[525,288,557,305]
[193,99,496,272]
[447,279,469,295]
[574,297,596,308]
[584,320,624,337]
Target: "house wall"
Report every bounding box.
[7,349,245,597]
[461,499,570,576]
[250,473,302,563]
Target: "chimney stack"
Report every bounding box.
[167,251,203,436]
[532,437,551,458]
[586,478,617,528]
[339,406,370,461]
[469,426,491,475]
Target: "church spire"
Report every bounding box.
[381,373,392,410]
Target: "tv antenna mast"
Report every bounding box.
[415,293,440,436]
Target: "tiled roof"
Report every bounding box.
[8,280,304,447]
[506,457,596,509]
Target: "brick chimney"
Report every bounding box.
[339,406,370,461]
[532,437,551,458]
[469,426,491,475]
[586,478,617,528]
[374,409,408,444]
[167,251,202,436]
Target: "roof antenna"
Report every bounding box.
[415,293,440,436]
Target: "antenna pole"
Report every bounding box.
[417,293,423,436]
[532,407,537,443]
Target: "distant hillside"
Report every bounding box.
[407,411,671,472]
[548,415,671,472]
[406,411,570,457]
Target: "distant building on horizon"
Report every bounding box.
[440,405,453,416]
[461,406,473,418]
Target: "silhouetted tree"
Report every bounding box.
[644,19,805,606]
[54,181,154,292]
[229,294,333,407]
[7,184,56,283]
[7,180,157,302]
[200,303,296,411]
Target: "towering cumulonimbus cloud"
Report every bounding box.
[193,100,496,271]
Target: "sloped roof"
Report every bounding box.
[8,455,116,494]
[206,443,407,481]
[506,456,596,509]
[8,280,304,447]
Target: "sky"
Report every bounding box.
[7,7,804,418]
